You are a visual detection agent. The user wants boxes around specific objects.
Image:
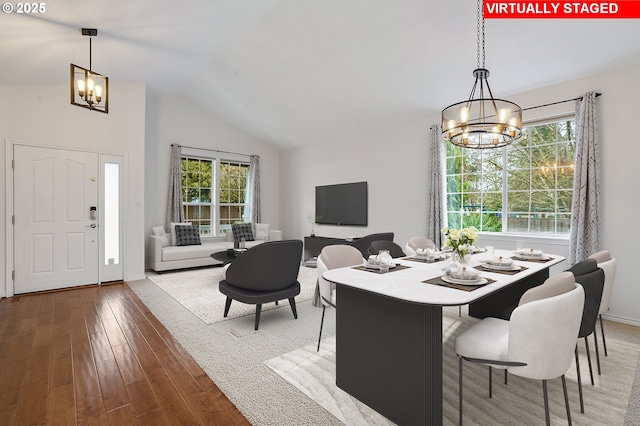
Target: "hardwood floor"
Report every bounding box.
[0,283,250,425]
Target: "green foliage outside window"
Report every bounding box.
[445,119,575,234]
[180,157,250,236]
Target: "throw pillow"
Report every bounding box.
[175,224,202,246]
[152,226,165,237]
[170,222,191,246]
[255,223,269,240]
[232,222,255,241]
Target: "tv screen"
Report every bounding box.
[315,182,368,226]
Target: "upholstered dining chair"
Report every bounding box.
[455,271,584,426]
[588,250,617,357]
[404,236,435,256]
[349,232,394,258]
[566,258,605,413]
[218,240,303,330]
[368,240,405,258]
[316,245,364,351]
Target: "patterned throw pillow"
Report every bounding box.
[231,222,255,242]
[175,224,202,246]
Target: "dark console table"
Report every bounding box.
[303,236,357,260]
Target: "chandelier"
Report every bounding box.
[70,28,109,113]
[441,0,522,148]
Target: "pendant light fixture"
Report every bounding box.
[70,28,109,113]
[441,0,521,148]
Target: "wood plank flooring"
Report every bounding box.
[0,283,250,425]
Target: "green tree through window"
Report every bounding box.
[446,118,575,234]
[181,157,251,236]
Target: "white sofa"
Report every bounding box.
[148,223,282,272]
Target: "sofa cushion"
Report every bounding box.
[162,243,221,262]
[232,223,254,242]
[255,223,269,240]
[175,224,202,246]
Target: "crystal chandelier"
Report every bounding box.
[441,0,522,148]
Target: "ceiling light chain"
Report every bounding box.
[441,0,522,149]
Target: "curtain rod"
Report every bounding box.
[171,143,253,158]
[522,92,602,111]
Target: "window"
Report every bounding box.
[445,118,575,234]
[218,161,251,234]
[181,156,251,236]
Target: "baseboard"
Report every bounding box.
[125,273,147,282]
[603,313,640,327]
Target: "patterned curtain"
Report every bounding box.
[426,125,447,247]
[568,92,600,265]
[165,144,184,231]
[250,155,261,224]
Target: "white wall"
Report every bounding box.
[0,82,147,295]
[280,61,640,325]
[144,95,282,265]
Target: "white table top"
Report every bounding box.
[322,249,565,306]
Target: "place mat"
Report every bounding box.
[510,255,555,263]
[473,264,528,275]
[353,264,412,274]
[402,256,445,264]
[422,276,496,292]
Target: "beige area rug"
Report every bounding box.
[266,306,640,425]
[146,266,318,325]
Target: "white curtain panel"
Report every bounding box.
[427,125,447,248]
[250,155,261,224]
[165,144,184,231]
[568,92,600,265]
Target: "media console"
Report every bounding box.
[303,236,358,261]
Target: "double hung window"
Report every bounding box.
[445,117,576,234]
[181,156,251,236]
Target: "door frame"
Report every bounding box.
[4,140,126,298]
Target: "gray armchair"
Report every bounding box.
[219,240,303,330]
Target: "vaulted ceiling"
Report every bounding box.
[3,0,640,149]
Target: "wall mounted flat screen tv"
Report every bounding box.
[315,181,368,226]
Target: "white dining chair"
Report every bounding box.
[316,245,364,351]
[588,250,617,357]
[455,271,584,426]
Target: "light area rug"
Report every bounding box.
[145,265,317,324]
[266,306,640,426]
[127,277,640,426]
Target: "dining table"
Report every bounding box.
[322,248,565,425]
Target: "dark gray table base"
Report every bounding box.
[336,284,443,425]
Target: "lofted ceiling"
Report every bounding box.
[2,0,640,149]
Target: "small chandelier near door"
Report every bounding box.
[441,0,521,149]
[70,28,109,114]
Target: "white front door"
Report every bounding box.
[14,145,99,294]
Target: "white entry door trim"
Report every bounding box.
[4,140,125,297]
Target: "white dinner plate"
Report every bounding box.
[441,275,488,286]
[362,262,397,270]
[512,254,551,261]
[481,263,521,271]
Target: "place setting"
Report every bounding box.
[511,247,555,262]
[354,251,411,274]
[403,247,445,263]
[475,255,528,275]
[423,264,496,292]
